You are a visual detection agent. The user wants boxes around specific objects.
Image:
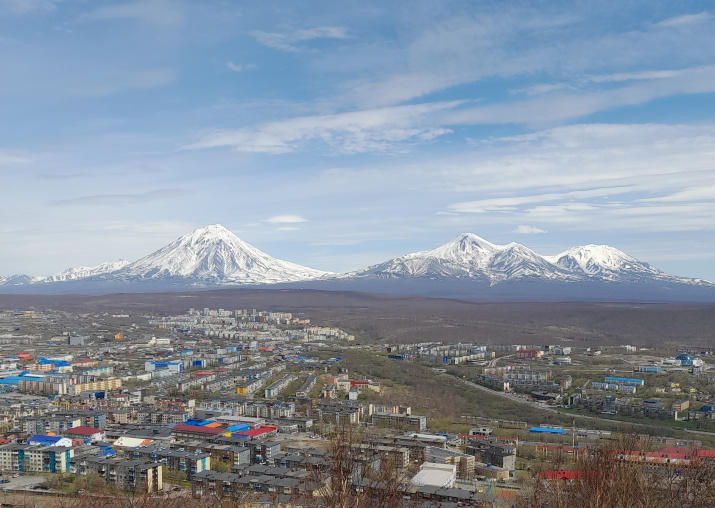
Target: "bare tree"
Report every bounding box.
[524,433,715,508]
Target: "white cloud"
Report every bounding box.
[188,101,457,154]
[226,62,256,73]
[445,66,715,126]
[584,67,709,83]
[653,12,713,28]
[440,123,715,233]
[348,7,715,108]
[251,26,348,52]
[265,215,309,224]
[514,225,547,234]
[450,187,637,213]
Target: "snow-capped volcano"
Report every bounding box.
[547,245,648,276]
[0,224,329,289]
[1,228,713,302]
[350,233,578,284]
[347,233,711,287]
[110,224,329,285]
[355,233,501,279]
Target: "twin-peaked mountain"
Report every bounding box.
[1,225,713,301]
[350,233,695,286]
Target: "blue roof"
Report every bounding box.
[605,377,644,383]
[675,353,693,365]
[28,435,62,445]
[530,427,564,434]
[0,375,44,385]
[184,419,214,427]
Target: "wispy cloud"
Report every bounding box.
[513,66,713,97]
[653,12,712,28]
[188,102,458,154]
[0,0,57,14]
[226,62,256,73]
[37,172,93,180]
[584,66,711,83]
[514,225,547,234]
[0,149,30,164]
[349,7,715,107]
[445,66,715,126]
[80,0,185,28]
[442,123,715,233]
[265,215,309,224]
[251,26,348,52]
[50,189,189,206]
[71,68,176,97]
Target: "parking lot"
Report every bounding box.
[0,473,47,491]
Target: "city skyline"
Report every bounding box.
[1,1,714,281]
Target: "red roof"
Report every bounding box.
[625,447,715,460]
[235,425,277,438]
[172,424,224,435]
[65,427,103,435]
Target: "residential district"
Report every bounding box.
[0,306,713,507]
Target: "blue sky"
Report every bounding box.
[1,0,715,281]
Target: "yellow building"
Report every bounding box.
[69,377,122,395]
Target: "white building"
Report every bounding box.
[410,462,456,488]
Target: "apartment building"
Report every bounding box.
[0,443,73,473]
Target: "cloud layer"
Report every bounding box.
[1,1,714,281]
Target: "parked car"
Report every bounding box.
[12,473,20,478]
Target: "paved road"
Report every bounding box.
[458,377,715,437]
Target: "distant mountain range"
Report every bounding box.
[1,225,713,302]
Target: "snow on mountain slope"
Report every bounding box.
[544,244,701,284]
[39,260,131,283]
[356,234,499,279]
[1,228,712,293]
[0,274,35,286]
[350,233,578,284]
[110,224,329,285]
[349,234,712,287]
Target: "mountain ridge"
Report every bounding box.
[1,227,713,302]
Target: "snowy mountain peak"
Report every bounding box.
[424,233,499,263]
[356,233,564,282]
[350,234,712,288]
[113,224,329,285]
[548,244,643,276]
[184,224,236,243]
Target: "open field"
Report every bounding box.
[1,289,714,348]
